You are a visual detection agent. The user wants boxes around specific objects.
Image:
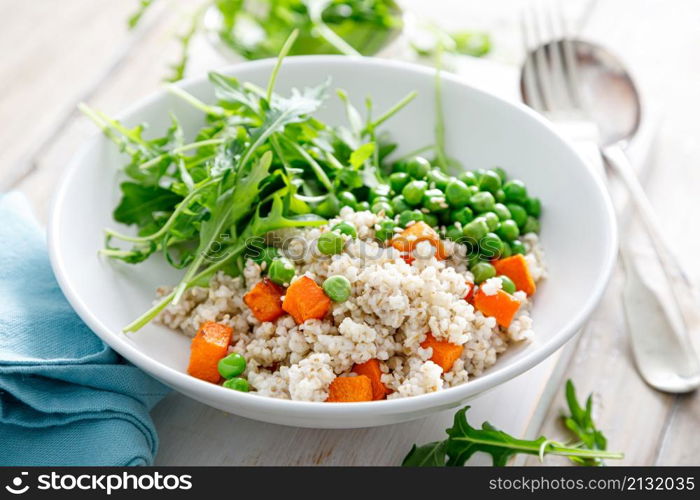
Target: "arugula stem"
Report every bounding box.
[434,57,449,171]
[79,103,140,156]
[138,139,225,171]
[105,178,217,243]
[166,84,225,116]
[367,91,418,131]
[266,29,299,102]
[324,151,346,171]
[280,136,334,192]
[305,0,361,57]
[393,144,436,163]
[166,2,207,82]
[450,437,623,461]
[122,239,248,333]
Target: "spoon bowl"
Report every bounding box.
[519,37,700,393]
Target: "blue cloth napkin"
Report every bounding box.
[0,192,169,466]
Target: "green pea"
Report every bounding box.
[445,179,471,207]
[472,168,487,181]
[458,171,478,186]
[523,216,540,234]
[506,203,528,228]
[479,232,504,259]
[356,201,370,211]
[392,160,408,173]
[222,377,249,392]
[427,169,450,190]
[322,275,352,302]
[525,197,542,217]
[371,201,394,217]
[496,219,520,242]
[317,231,344,255]
[463,217,489,241]
[469,185,480,195]
[253,246,278,271]
[478,170,502,194]
[499,275,516,294]
[467,252,482,268]
[493,167,507,183]
[332,221,357,238]
[369,184,391,202]
[471,262,496,284]
[423,213,439,228]
[315,195,340,218]
[482,212,499,231]
[445,224,463,242]
[450,206,474,226]
[398,209,425,227]
[389,172,411,193]
[268,257,296,285]
[470,191,496,213]
[375,220,396,241]
[503,180,528,203]
[373,195,390,205]
[218,353,247,379]
[391,194,411,214]
[501,241,513,258]
[493,203,511,221]
[402,180,428,206]
[511,239,526,255]
[338,191,357,208]
[422,188,447,212]
[495,189,506,202]
[406,156,431,179]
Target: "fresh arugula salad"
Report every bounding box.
[81,31,419,332]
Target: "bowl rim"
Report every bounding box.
[48,55,618,418]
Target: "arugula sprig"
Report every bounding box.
[83,29,418,332]
[402,381,623,467]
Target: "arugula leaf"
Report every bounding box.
[349,142,375,169]
[403,387,624,467]
[172,151,274,303]
[402,442,447,467]
[113,182,182,227]
[209,73,261,114]
[562,379,609,466]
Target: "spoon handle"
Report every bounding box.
[603,144,700,336]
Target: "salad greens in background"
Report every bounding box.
[128,0,491,82]
[403,380,623,466]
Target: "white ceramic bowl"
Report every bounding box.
[49,56,617,428]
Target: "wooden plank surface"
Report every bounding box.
[3,0,699,466]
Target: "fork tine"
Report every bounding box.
[556,3,583,108]
[528,5,555,112]
[544,1,571,109]
[520,9,545,112]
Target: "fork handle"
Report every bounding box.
[603,144,700,329]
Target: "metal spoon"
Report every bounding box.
[591,45,700,393]
[522,40,700,392]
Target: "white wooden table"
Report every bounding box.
[3,0,700,465]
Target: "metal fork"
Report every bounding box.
[520,3,700,393]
